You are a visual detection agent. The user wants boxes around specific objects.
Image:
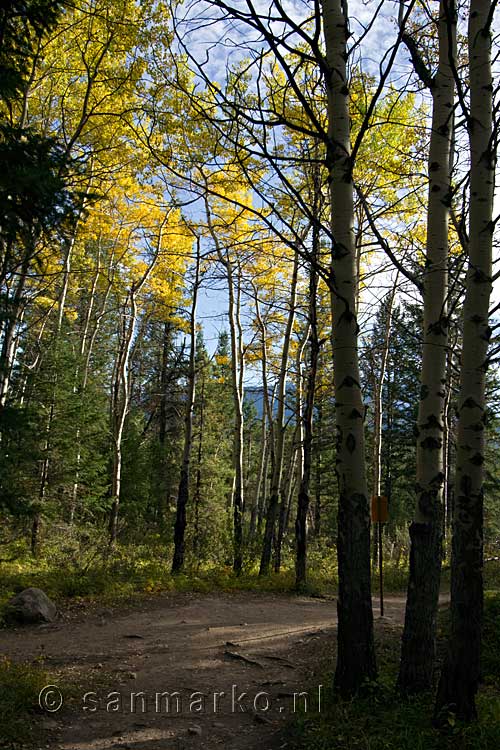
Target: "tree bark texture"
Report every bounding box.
[322,0,376,694]
[435,0,494,721]
[399,0,456,695]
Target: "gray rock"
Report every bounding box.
[7,588,57,624]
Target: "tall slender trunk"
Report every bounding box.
[172,243,201,573]
[260,250,299,575]
[253,290,274,541]
[108,294,137,545]
[442,348,453,550]
[70,250,111,523]
[398,0,456,693]
[322,0,376,694]
[249,405,267,542]
[435,0,494,721]
[275,327,308,574]
[314,399,322,537]
[275,446,298,571]
[371,282,397,567]
[0,260,29,409]
[296,231,320,586]
[193,368,205,563]
[228,264,245,573]
[205,199,245,573]
[257,429,270,535]
[109,217,169,545]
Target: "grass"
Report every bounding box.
[1,533,499,749]
[0,529,419,622]
[0,657,49,748]
[0,552,328,612]
[291,686,500,750]
[0,533,342,622]
[287,588,500,750]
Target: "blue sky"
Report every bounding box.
[179,0,499,365]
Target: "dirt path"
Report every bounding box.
[0,592,409,750]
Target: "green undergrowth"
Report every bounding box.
[288,590,500,750]
[291,685,500,750]
[0,559,334,619]
[371,560,409,593]
[2,533,497,624]
[0,537,418,620]
[0,534,340,621]
[0,657,49,748]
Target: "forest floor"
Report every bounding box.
[0,591,413,750]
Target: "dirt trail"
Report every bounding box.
[0,592,408,750]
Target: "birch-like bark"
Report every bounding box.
[296,246,320,586]
[108,292,138,545]
[370,282,397,571]
[322,0,376,693]
[222,262,245,573]
[0,259,29,409]
[435,0,495,720]
[398,0,456,693]
[372,285,397,505]
[109,218,168,544]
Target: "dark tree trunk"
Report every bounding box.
[435,502,483,722]
[295,487,309,587]
[171,241,200,574]
[314,402,322,537]
[260,492,279,575]
[193,372,205,563]
[398,522,442,691]
[31,513,41,557]
[334,491,376,695]
[172,470,188,574]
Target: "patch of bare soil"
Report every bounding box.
[0,593,409,750]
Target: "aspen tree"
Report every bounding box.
[109,213,171,545]
[203,192,246,573]
[435,0,495,721]
[295,198,321,588]
[322,0,377,692]
[370,280,398,571]
[398,0,457,693]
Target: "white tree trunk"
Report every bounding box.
[398,0,457,694]
[322,0,376,693]
[435,0,495,720]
